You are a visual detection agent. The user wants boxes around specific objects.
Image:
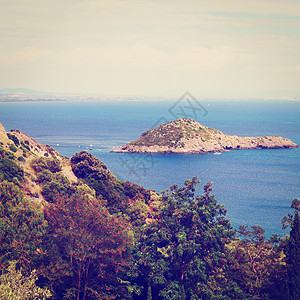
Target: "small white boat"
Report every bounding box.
[214,152,222,155]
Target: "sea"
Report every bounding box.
[0,99,299,238]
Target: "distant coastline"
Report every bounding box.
[1,88,300,102]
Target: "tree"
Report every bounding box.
[0,261,51,300]
[43,192,133,300]
[227,225,285,299]
[136,178,233,299]
[282,198,300,300]
[0,181,47,274]
[70,151,151,216]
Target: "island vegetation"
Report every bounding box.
[0,122,299,299]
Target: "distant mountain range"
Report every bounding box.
[0,88,299,101]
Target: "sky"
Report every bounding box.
[0,0,300,97]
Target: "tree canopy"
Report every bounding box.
[136,178,234,299]
[42,192,133,300]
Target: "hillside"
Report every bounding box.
[112,118,299,153]
[0,122,160,220]
[0,122,71,202]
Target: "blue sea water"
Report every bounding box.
[0,99,299,237]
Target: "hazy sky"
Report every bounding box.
[1,0,300,97]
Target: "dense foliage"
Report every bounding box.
[71,151,152,217]
[135,178,233,299]
[0,145,299,299]
[0,181,47,274]
[41,192,133,300]
[0,261,52,300]
[227,226,286,299]
[0,146,24,184]
[31,157,70,202]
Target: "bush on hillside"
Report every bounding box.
[31,157,61,173]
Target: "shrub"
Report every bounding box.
[7,133,20,147]
[17,156,25,162]
[9,144,18,153]
[21,141,30,151]
[0,146,15,160]
[31,157,61,173]
[0,157,24,184]
[41,173,70,203]
[36,169,53,183]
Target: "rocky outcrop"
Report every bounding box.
[112,118,299,154]
[0,122,9,143]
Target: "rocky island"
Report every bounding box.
[112,118,299,154]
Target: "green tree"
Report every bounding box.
[70,151,151,216]
[0,261,51,300]
[227,225,284,299]
[0,181,47,274]
[282,198,300,300]
[136,178,233,299]
[127,194,149,230]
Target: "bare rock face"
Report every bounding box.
[112,118,299,154]
[0,122,6,135]
[0,122,8,142]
